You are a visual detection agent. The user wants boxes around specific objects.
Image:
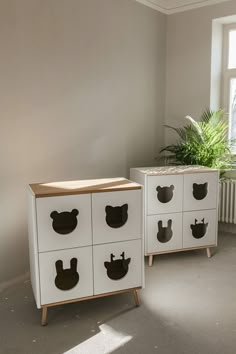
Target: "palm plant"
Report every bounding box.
[160,109,236,177]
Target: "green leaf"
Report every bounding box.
[161,109,234,177]
[185,115,204,142]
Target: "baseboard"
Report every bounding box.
[0,272,30,293]
[218,222,236,234]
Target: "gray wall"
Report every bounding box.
[0,0,166,285]
[165,0,236,144]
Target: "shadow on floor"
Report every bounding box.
[1,230,236,354]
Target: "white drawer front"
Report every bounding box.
[36,194,92,252]
[147,175,183,215]
[183,172,218,211]
[183,210,217,248]
[39,247,93,305]
[92,190,142,245]
[93,240,142,295]
[147,213,182,253]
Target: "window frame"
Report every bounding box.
[222,23,236,143]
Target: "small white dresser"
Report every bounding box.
[130,166,219,266]
[27,178,144,325]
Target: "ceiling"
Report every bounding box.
[136,0,231,14]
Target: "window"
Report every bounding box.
[222,24,236,142]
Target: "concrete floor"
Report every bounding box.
[1,225,236,354]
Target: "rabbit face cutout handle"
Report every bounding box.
[105,204,128,228]
[191,218,208,239]
[50,209,79,235]
[192,183,208,200]
[104,252,131,280]
[156,185,174,203]
[157,219,173,243]
[55,258,79,290]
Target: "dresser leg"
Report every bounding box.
[148,255,153,267]
[133,289,140,307]
[41,306,48,326]
[206,248,211,258]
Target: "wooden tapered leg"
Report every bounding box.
[206,248,211,258]
[41,306,48,326]
[133,289,140,307]
[148,255,153,267]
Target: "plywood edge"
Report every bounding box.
[33,186,142,198]
[27,184,35,196]
[41,286,142,308]
[145,245,217,256]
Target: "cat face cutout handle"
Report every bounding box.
[190,218,208,239]
[55,258,79,290]
[104,252,131,280]
[50,209,79,234]
[157,219,173,243]
[156,185,174,203]
[105,204,128,228]
[192,183,208,200]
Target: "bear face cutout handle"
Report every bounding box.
[156,185,174,204]
[105,204,128,229]
[50,209,79,235]
[190,218,208,239]
[104,252,131,280]
[157,219,173,243]
[192,183,208,200]
[55,258,79,291]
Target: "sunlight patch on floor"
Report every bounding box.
[63,324,132,354]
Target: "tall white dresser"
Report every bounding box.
[28,177,144,325]
[130,166,219,266]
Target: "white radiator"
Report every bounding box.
[219,179,236,223]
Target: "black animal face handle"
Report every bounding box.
[104,252,131,280]
[55,258,79,290]
[50,209,79,234]
[191,218,208,239]
[192,183,208,200]
[157,219,173,243]
[156,185,174,203]
[105,204,128,228]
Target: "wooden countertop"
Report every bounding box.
[29,177,142,198]
[131,165,218,176]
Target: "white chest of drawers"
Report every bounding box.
[27,178,144,325]
[130,166,219,266]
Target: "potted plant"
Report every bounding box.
[159,109,235,177]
